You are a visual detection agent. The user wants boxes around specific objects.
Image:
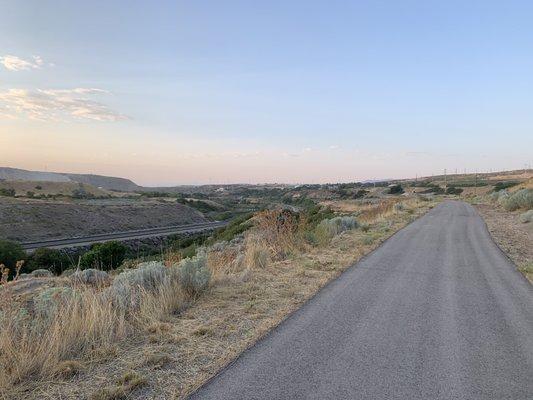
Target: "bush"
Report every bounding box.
[79,241,127,271]
[445,186,463,195]
[0,240,26,276]
[490,189,510,205]
[519,210,533,223]
[301,205,335,228]
[421,185,444,194]
[108,262,171,310]
[493,181,520,192]
[503,189,533,211]
[315,216,358,244]
[388,185,404,194]
[34,287,76,320]
[27,248,70,275]
[70,269,111,286]
[211,213,253,243]
[0,187,15,197]
[179,250,211,296]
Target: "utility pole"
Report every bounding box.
[444,169,447,191]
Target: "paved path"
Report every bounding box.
[20,221,226,251]
[190,201,533,400]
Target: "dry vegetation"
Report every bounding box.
[0,196,435,399]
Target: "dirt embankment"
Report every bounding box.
[0,198,207,242]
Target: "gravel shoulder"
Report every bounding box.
[475,203,533,283]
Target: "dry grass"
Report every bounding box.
[0,272,188,394]
[0,197,434,399]
[0,288,128,386]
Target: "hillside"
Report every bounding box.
[0,167,70,182]
[0,180,116,197]
[65,173,141,192]
[0,167,141,192]
[0,197,207,242]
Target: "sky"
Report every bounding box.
[1,1,532,186]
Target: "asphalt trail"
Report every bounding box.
[189,201,533,400]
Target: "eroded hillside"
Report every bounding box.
[0,198,207,242]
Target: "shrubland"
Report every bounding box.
[0,196,435,399]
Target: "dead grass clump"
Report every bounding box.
[251,210,302,258]
[243,235,270,269]
[117,370,147,389]
[52,360,85,378]
[91,370,147,400]
[207,242,244,280]
[136,279,188,325]
[141,351,173,369]
[359,200,397,223]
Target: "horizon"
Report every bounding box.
[2,164,531,188]
[2,1,533,185]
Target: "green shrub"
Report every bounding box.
[177,198,219,213]
[493,181,520,192]
[27,248,70,275]
[315,216,358,244]
[445,186,463,195]
[179,250,211,297]
[79,241,127,271]
[388,185,404,194]
[0,187,15,197]
[210,213,253,243]
[0,240,26,274]
[301,205,335,228]
[503,189,533,211]
[421,185,444,194]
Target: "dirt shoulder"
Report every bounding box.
[475,203,533,283]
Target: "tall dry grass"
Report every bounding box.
[358,200,397,223]
[0,288,127,386]
[0,271,187,390]
[251,210,303,256]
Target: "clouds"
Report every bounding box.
[0,54,126,122]
[0,88,127,122]
[1,55,44,71]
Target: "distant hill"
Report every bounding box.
[0,167,70,183]
[65,174,140,192]
[0,167,141,192]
